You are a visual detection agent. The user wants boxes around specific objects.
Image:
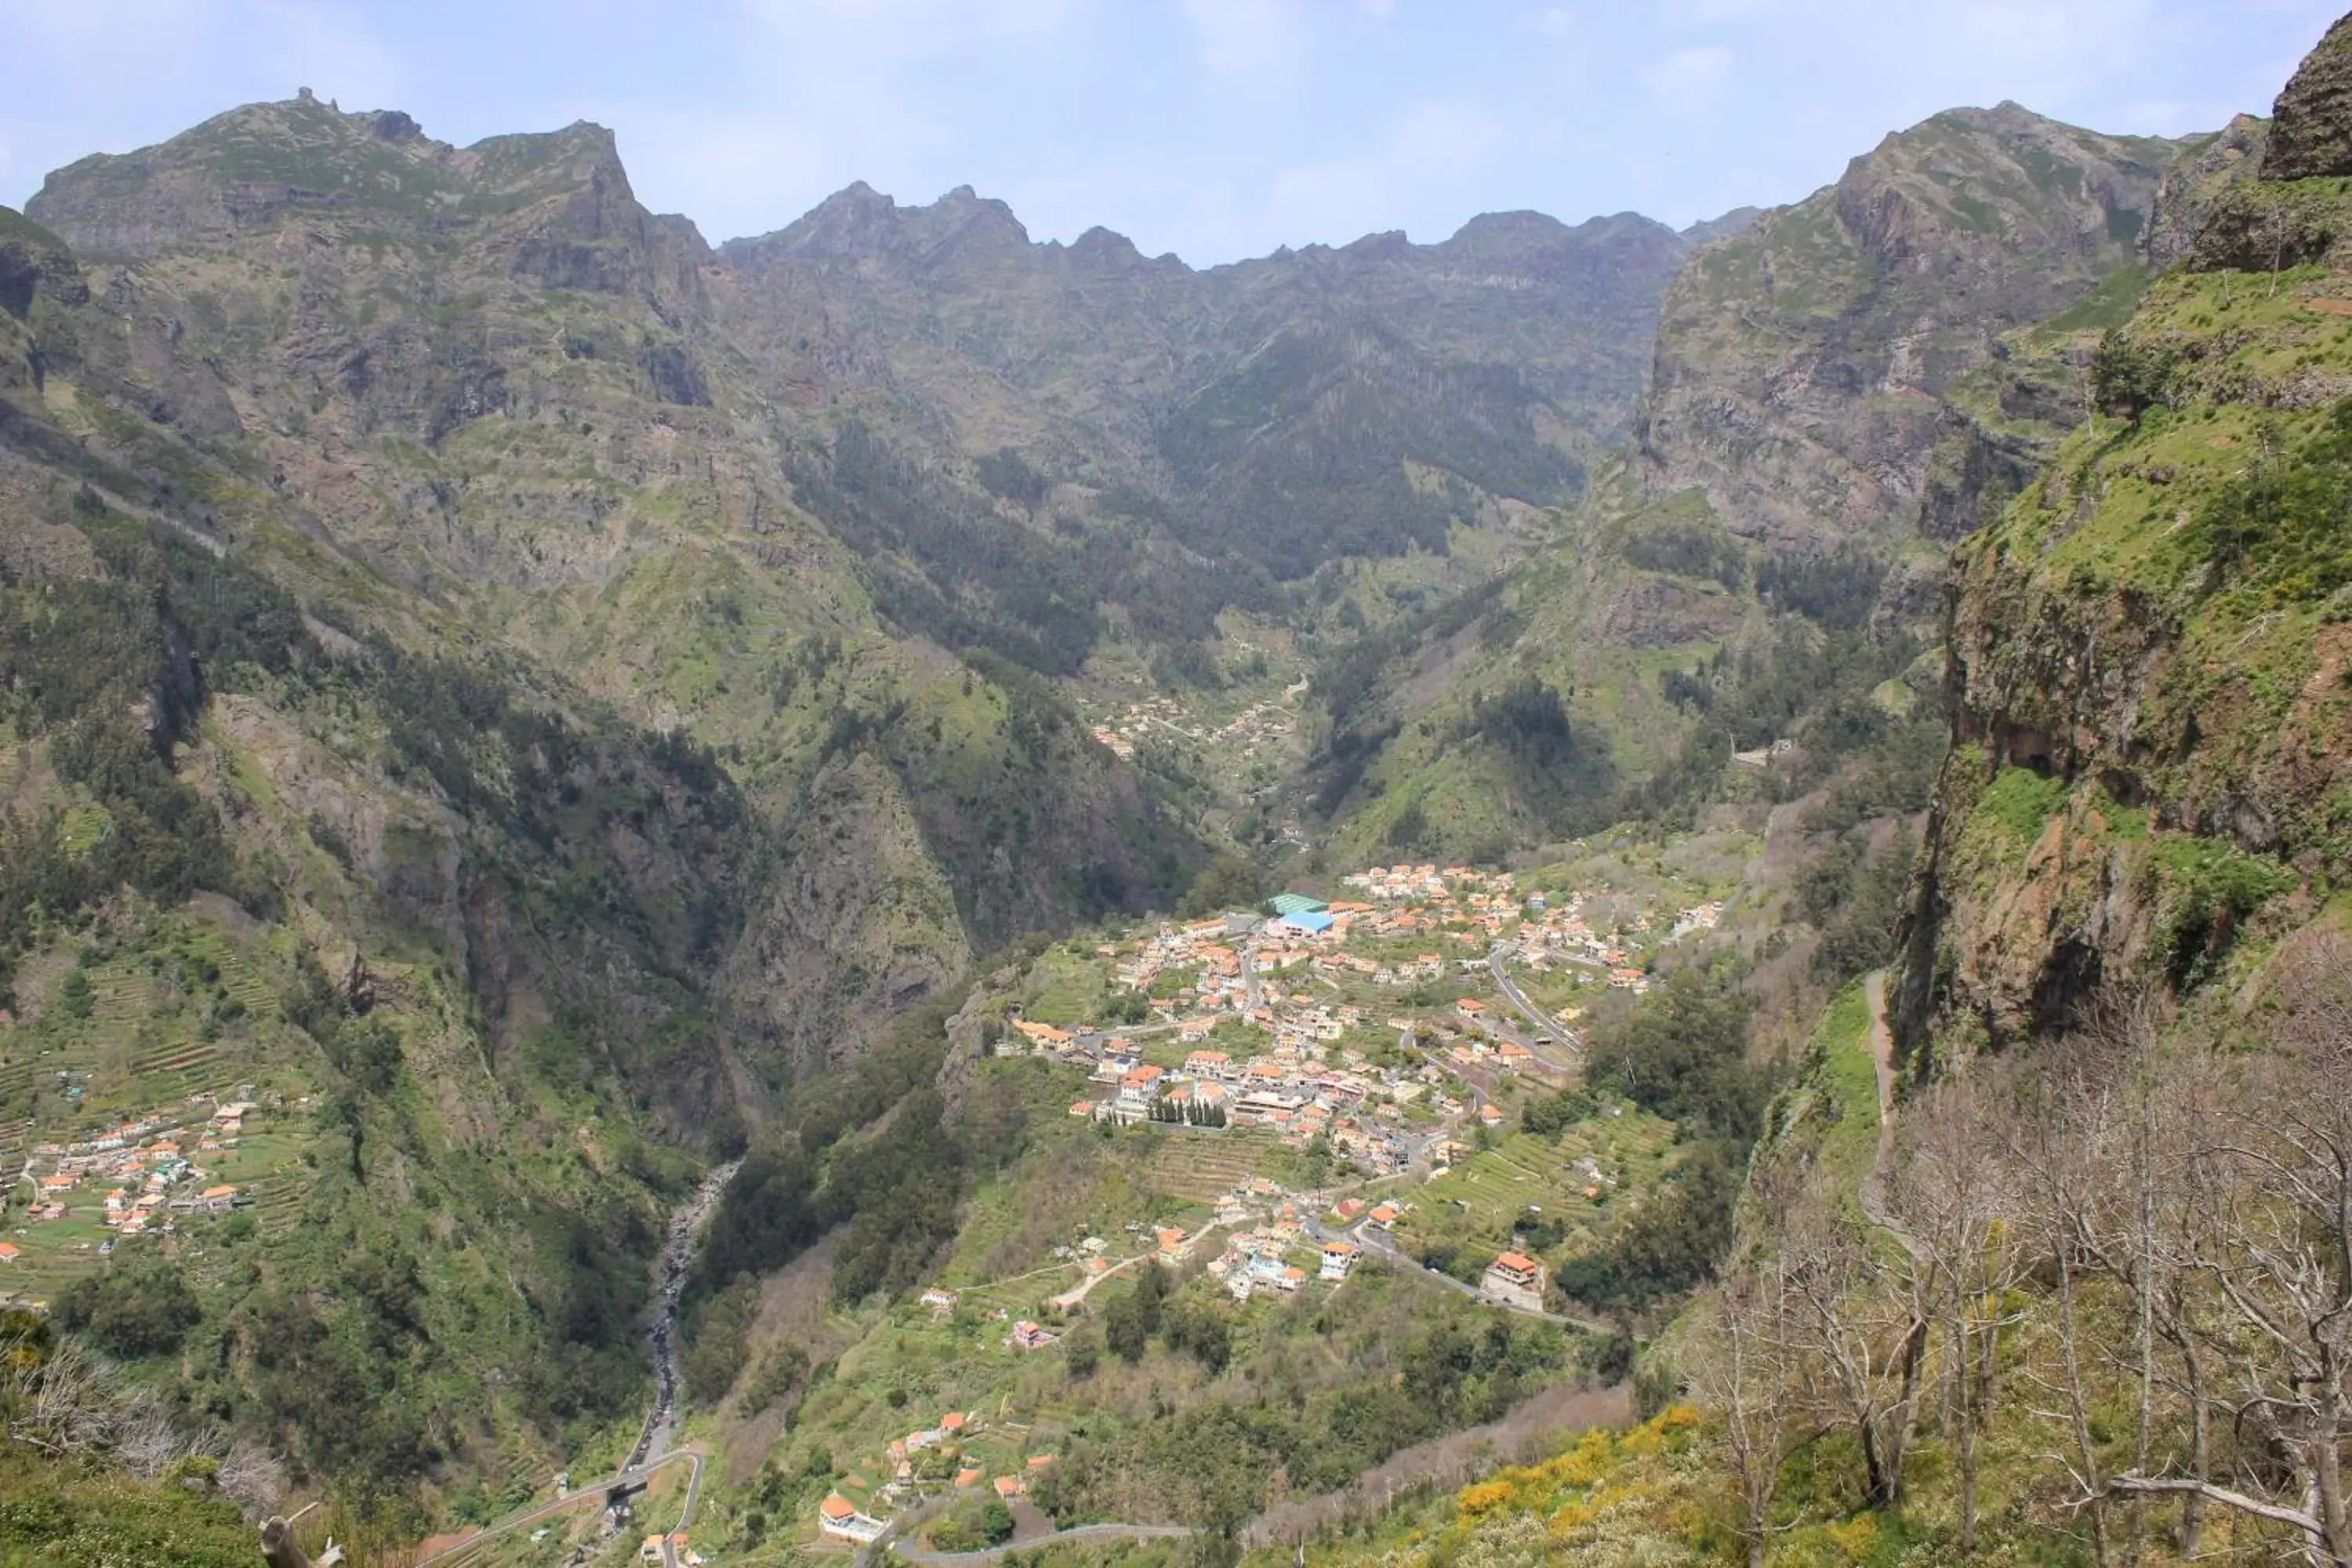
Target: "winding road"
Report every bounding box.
[891,1523,1195,1564]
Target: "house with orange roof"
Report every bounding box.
[1367,1203,1401,1230]
[818,1494,886,1542]
[1481,1250,1548,1313]
[0,1243,19,1263]
[993,1475,1025,1500]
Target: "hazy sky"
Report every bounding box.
[2,1,2339,263]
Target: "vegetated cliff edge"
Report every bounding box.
[1893,30,2352,1059]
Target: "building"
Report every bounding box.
[1481,1250,1548,1313]
[1008,1320,1059,1352]
[818,1494,887,1543]
[1319,1242,1359,1281]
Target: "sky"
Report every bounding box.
[1,0,2341,266]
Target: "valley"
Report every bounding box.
[2,10,2350,1568]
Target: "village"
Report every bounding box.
[792,858,1725,1553]
[1002,862,1724,1178]
[0,1087,278,1290]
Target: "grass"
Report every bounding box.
[1400,1113,1679,1265]
[1783,980,1880,1200]
[1975,766,2069,842]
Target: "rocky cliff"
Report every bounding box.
[1308,106,2194,862]
[1893,71,2352,1058]
[1641,104,2180,555]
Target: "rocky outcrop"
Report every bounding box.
[2260,11,2352,179]
[1895,74,2352,1058]
[2147,115,2268,267]
[1641,104,2181,553]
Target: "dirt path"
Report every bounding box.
[1858,971,1928,1266]
[1046,1252,1141,1309]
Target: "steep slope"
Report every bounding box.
[717,191,1693,586]
[1642,104,2180,554]
[1293,27,2352,1568]
[17,94,1208,1064]
[1893,74,2352,1058]
[1308,106,2187,863]
[0,89,1721,1528]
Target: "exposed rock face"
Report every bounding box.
[717,191,1691,579]
[1894,100,2352,1058]
[2147,115,2269,267]
[1300,106,2201,863]
[2260,10,2352,179]
[1641,104,2179,552]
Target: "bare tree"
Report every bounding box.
[1688,1153,1820,1567]
[2100,934,2352,1566]
[2007,1033,2130,1568]
[1781,1182,1928,1511]
[1890,1074,2031,1558]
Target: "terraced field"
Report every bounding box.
[1141,1127,1287,1203]
[1400,1112,1680,1259]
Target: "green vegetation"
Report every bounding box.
[1974,765,2069,841]
[53,1261,201,1359]
[1559,967,1768,1314]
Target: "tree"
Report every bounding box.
[1688,1166,1815,1568]
[54,1262,201,1359]
[1780,1185,1928,1511]
[1180,854,1265,919]
[1888,1075,2030,1556]
[2100,934,2352,1566]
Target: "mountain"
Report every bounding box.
[1301,105,2190,864]
[1642,103,2180,553]
[0,87,1711,1521]
[1294,20,2352,1568]
[1894,27,2352,1057]
[13,34,2340,1558]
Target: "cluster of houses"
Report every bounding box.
[10,1097,256,1245]
[818,1410,1063,1544]
[1054,1038,1443,1176]
[1087,689,1301,777]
